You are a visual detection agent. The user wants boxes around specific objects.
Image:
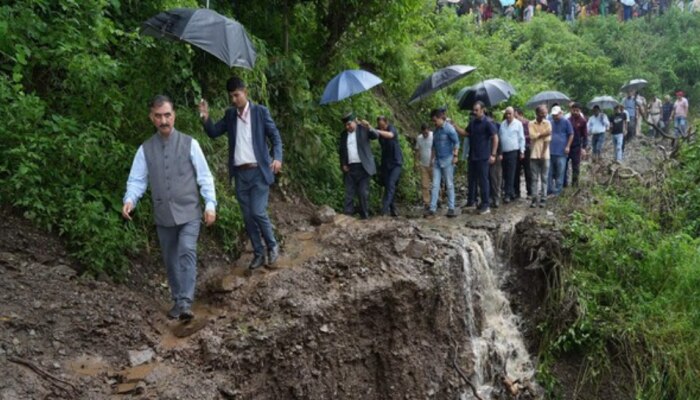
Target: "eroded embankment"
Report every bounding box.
[1,210,482,399]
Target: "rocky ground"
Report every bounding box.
[0,135,669,400]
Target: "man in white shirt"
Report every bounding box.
[199,77,283,270]
[338,112,379,219]
[415,123,434,210]
[587,105,610,162]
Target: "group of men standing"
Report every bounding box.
[415,101,602,216]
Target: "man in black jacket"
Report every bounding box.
[338,112,378,219]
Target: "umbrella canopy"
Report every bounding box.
[620,78,648,93]
[320,70,383,105]
[501,0,516,6]
[457,78,516,110]
[588,95,619,110]
[525,90,571,109]
[408,65,477,105]
[142,8,256,69]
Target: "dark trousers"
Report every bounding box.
[501,150,519,200]
[489,159,502,206]
[514,147,532,197]
[343,163,370,219]
[381,165,402,214]
[468,159,490,210]
[564,146,581,187]
[234,168,277,256]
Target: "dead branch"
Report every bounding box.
[450,337,485,400]
[9,356,79,394]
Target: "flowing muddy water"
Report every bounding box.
[427,207,541,400]
[454,227,539,399]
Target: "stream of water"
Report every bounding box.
[455,228,538,399]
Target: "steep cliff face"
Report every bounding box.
[1,210,483,399]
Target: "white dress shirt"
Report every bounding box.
[346,131,361,164]
[234,101,257,166]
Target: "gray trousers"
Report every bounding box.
[530,159,549,201]
[156,218,201,307]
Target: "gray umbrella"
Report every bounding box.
[142,8,256,69]
[588,96,619,110]
[620,79,647,93]
[457,79,516,110]
[408,65,477,105]
[525,90,571,109]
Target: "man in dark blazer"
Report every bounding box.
[199,77,283,270]
[338,112,378,219]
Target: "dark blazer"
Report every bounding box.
[203,102,283,185]
[339,124,378,176]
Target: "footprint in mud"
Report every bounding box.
[171,317,208,338]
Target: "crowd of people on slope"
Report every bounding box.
[438,0,698,23]
[119,74,690,320]
[338,90,690,220]
[411,90,689,217]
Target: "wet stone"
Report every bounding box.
[311,205,336,226]
[128,348,155,367]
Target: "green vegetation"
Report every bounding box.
[1,5,700,396]
[537,139,700,398]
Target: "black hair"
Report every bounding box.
[430,109,446,119]
[149,94,174,109]
[473,100,485,110]
[226,76,246,92]
[420,123,429,130]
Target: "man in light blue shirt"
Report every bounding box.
[547,106,573,196]
[426,108,460,218]
[623,92,638,142]
[122,95,216,321]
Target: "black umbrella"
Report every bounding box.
[457,79,516,110]
[408,65,477,105]
[620,79,647,93]
[525,90,571,109]
[142,8,256,69]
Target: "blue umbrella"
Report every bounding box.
[500,0,516,6]
[320,70,383,105]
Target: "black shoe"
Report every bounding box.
[267,245,280,266]
[249,254,265,270]
[446,209,456,218]
[466,201,476,208]
[390,209,399,217]
[503,197,511,204]
[539,199,546,208]
[167,304,181,320]
[179,306,194,322]
[423,210,435,218]
[530,200,537,208]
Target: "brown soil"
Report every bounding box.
[0,199,477,399]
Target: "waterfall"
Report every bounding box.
[454,228,537,399]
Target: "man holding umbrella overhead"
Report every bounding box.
[199,77,283,271]
[338,113,381,219]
